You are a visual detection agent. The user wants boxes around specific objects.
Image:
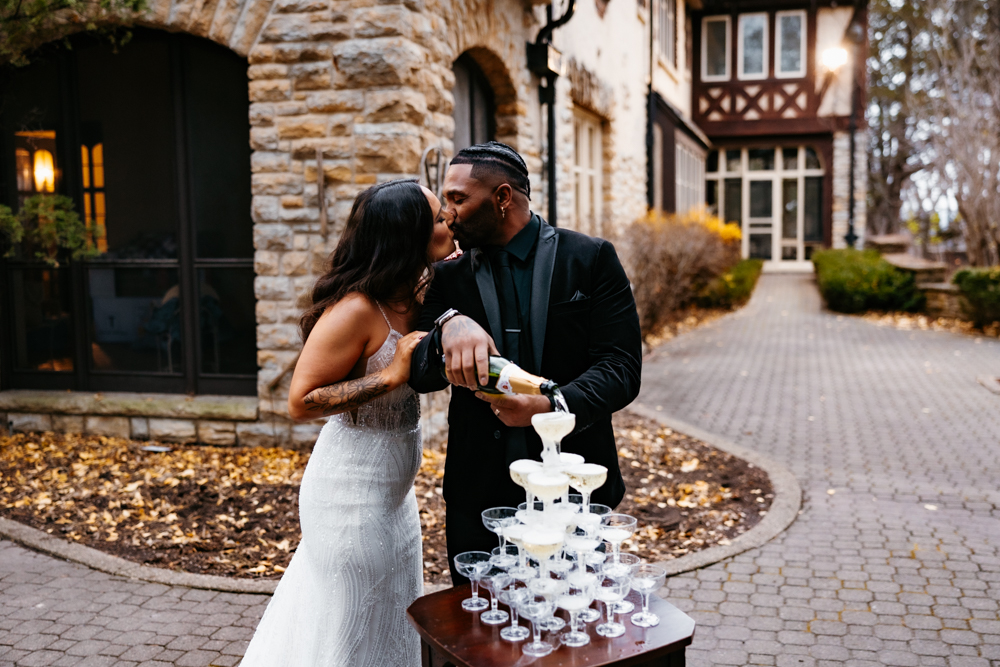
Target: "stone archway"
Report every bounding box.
[456,46,520,148]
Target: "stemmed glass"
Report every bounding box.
[490,544,519,571]
[528,575,567,632]
[509,459,542,511]
[630,564,667,627]
[497,583,531,642]
[479,567,512,625]
[481,507,518,553]
[518,595,556,657]
[594,572,632,638]
[453,551,491,611]
[604,552,641,613]
[501,524,536,581]
[531,411,575,464]
[565,462,608,511]
[600,513,638,563]
[520,527,564,580]
[559,571,598,647]
[526,470,570,513]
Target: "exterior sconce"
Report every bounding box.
[821,47,848,72]
[33,149,56,192]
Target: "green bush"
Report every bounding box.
[952,267,1000,327]
[812,248,925,313]
[697,259,764,308]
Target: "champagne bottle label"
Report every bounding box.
[496,363,519,394]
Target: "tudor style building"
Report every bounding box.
[691,0,868,265]
[0,0,865,443]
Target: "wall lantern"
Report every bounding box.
[33,149,56,192]
[821,46,848,72]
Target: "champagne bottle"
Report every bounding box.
[440,354,559,396]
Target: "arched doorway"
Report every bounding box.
[452,52,496,152]
[0,29,256,395]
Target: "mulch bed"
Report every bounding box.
[0,411,772,583]
[860,311,1000,339]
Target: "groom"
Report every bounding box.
[409,141,642,584]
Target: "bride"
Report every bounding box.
[240,179,455,667]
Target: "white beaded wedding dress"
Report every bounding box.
[240,311,423,667]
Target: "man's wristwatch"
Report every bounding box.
[434,308,461,330]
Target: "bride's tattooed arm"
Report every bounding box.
[302,373,390,417]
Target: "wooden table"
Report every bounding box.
[407,585,696,667]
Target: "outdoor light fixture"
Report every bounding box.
[32,149,55,192]
[821,46,848,72]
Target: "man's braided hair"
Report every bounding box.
[451,141,530,198]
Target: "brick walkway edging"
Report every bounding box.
[0,408,800,596]
[627,404,803,577]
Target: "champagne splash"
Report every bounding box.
[551,387,570,413]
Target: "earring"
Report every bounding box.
[501,206,507,220]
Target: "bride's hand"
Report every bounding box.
[387,331,426,385]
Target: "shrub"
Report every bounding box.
[812,248,925,313]
[0,194,100,266]
[952,267,1000,327]
[697,259,764,309]
[618,208,741,335]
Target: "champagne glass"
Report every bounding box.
[600,513,638,563]
[630,564,667,627]
[518,595,556,657]
[521,527,564,579]
[490,544,519,571]
[515,499,545,525]
[526,470,569,513]
[498,584,531,642]
[481,507,518,552]
[453,551,491,611]
[528,575,568,632]
[509,459,542,510]
[594,573,631,638]
[559,570,598,647]
[479,567,512,625]
[566,462,608,510]
[531,412,575,465]
[502,524,537,580]
[604,552,641,613]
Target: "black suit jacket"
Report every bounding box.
[409,215,642,512]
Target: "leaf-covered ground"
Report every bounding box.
[0,411,772,582]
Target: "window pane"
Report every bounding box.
[707,150,719,173]
[726,149,741,173]
[183,38,253,259]
[749,180,772,218]
[741,15,765,76]
[706,180,718,213]
[781,246,798,260]
[705,19,728,77]
[805,147,821,170]
[779,14,802,73]
[804,176,823,241]
[724,178,742,224]
[749,234,772,260]
[782,179,798,239]
[9,268,74,372]
[198,268,257,376]
[748,148,774,171]
[76,34,180,259]
[782,147,798,170]
[89,267,182,373]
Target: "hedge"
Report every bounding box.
[952,267,1000,327]
[812,249,924,313]
[697,259,764,309]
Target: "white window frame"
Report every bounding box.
[737,12,769,81]
[701,15,731,82]
[775,10,807,78]
[675,138,705,216]
[656,0,676,68]
[572,107,604,236]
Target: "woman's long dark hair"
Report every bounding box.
[300,179,434,341]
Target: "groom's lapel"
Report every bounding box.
[529,217,558,372]
[471,248,505,356]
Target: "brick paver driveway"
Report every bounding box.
[640,273,1000,667]
[2,272,998,667]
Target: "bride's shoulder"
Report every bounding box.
[315,292,381,329]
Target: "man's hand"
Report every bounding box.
[475,392,551,427]
[442,315,498,388]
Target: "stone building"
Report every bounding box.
[0,0,865,444]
